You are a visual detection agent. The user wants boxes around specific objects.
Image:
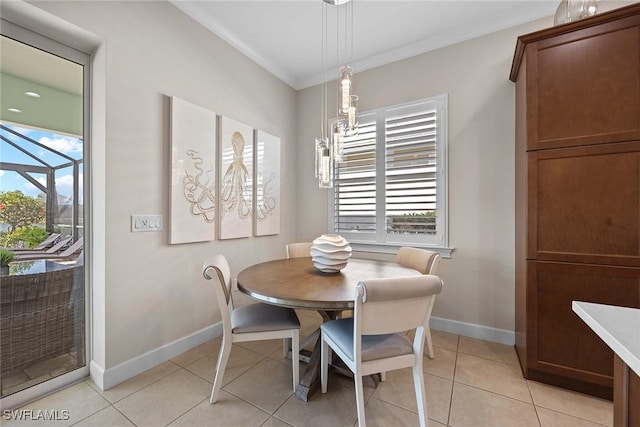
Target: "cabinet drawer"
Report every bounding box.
[526,15,640,150]
[528,141,640,266]
[527,261,640,385]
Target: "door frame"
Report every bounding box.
[0,1,106,410]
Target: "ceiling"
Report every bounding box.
[0,35,82,95]
[170,0,560,90]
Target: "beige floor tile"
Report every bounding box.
[2,374,51,396]
[72,406,135,427]
[454,353,531,403]
[365,397,421,426]
[2,371,31,389]
[223,358,296,414]
[326,368,376,397]
[184,344,264,386]
[449,383,538,427]
[23,354,79,379]
[274,383,359,427]
[168,390,270,426]
[262,416,294,427]
[528,381,613,427]
[458,336,519,366]
[91,361,181,403]
[236,338,284,357]
[431,329,460,352]
[537,406,609,427]
[372,370,452,425]
[114,369,210,427]
[268,345,296,367]
[423,346,457,380]
[3,381,110,427]
[171,338,222,367]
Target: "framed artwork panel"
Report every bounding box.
[219,116,253,239]
[254,130,280,236]
[170,96,216,244]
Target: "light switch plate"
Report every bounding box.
[131,215,163,232]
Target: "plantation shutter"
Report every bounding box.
[385,104,438,236]
[330,95,447,248]
[333,113,377,234]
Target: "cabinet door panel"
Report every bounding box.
[528,17,640,150]
[528,141,640,266]
[528,261,640,385]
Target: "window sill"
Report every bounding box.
[349,241,454,259]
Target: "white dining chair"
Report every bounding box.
[320,275,443,427]
[203,255,300,403]
[286,242,312,259]
[396,247,442,359]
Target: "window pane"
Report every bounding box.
[330,95,447,248]
[385,108,438,236]
[333,118,376,233]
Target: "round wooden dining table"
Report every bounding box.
[236,257,420,400]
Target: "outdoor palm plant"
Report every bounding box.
[0,248,14,271]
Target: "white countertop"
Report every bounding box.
[572,301,640,377]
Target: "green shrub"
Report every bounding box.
[0,191,46,233]
[0,226,49,248]
[0,248,14,267]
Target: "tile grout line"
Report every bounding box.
[163,396,208,427]
[527,380,543,427]
[446,334,460,426]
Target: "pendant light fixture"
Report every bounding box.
[315,0,359,188]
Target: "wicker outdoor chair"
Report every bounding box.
[0,265,85,377]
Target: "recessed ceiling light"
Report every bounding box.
[25,91,41,98]
[8,108,22,113]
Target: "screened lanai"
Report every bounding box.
[0,34,84,241]
[0,123,83,239]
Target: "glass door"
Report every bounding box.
[0,22,89,406]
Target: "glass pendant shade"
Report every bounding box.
[315,137,333,188]
[332,121,345,162]
[339,66,353,115]
[347,95,358,134]
[314,0,358,188]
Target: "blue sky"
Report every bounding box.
[0,123,83,203]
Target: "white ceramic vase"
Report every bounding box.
[310,234,352,273]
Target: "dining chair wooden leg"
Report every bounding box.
[320,335,329,394]
[354,374,367,427]
[425,327,435,359]
[413,360,428,427]
[210,337,232,403]
[283,337,291,359]
[292,332,300,391]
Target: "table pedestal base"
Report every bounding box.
[293,310,380,401]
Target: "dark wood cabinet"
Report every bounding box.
[511,3,640,399]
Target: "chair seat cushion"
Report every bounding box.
[321,318,413,362]
[232,302,300,333]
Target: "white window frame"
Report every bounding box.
[329,95,451,257]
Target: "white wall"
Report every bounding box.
[29,1,298,373]
[20,0,637,387]
[297,0,638,336]
[297,18,553,336]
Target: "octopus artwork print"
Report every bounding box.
[254,130,280,236]
[219,117,253,239]
[169,96,217,244]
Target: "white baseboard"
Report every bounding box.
[92,323,222,391]
[430,316,515,346]
[88,317,511,391]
